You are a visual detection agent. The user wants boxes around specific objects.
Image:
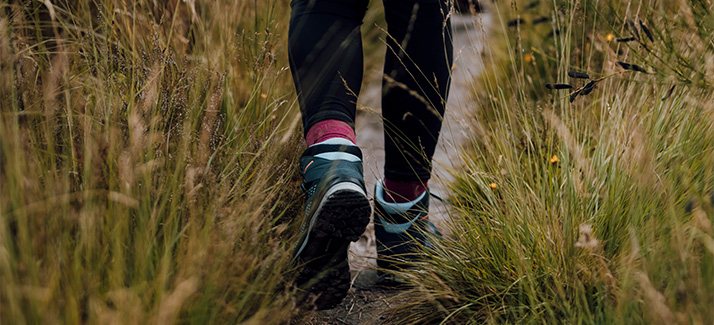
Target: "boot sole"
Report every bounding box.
[294,183,371,310]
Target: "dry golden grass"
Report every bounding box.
[1,1,304,323]
[385,0,714,323]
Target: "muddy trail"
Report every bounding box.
[300,13,491,324]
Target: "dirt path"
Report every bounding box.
[302,13,491,324]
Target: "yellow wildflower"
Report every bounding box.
[524,53,534,63]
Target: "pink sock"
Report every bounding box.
[383,178,428,203]
[305,120,356,146]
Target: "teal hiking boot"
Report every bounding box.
[373,179,442,285]
[292,139,371,310]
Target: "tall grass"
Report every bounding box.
[388,0,714,323]
[1,1,303,323]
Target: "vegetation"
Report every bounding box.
[0,1,304,323]
[3,0,713,323]
[388,0,714,323]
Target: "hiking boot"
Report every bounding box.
[373,179,442,285]
[292,139,371,310]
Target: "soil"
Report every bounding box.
[298,12,491,324]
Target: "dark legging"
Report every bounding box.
[289,0,453,182]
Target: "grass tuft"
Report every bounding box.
[386,0,714,323]
[1,0,304,323]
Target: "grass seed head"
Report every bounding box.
[568,71,591,79]
[508,18,524,27]
[532,16,549,25]
[617,61,648,73]
[639,20,654,42]
[617,37,636,42]
[626,18,640,40]
[570,89,581,102]
[525,1,539,10]
[580,81,596,95]
[546,83,573,90]
[546,29,561,38]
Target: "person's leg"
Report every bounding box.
[381,0,453,201]
[374,0,452,284]
[288,0,372,310]
[289,0,368,143]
